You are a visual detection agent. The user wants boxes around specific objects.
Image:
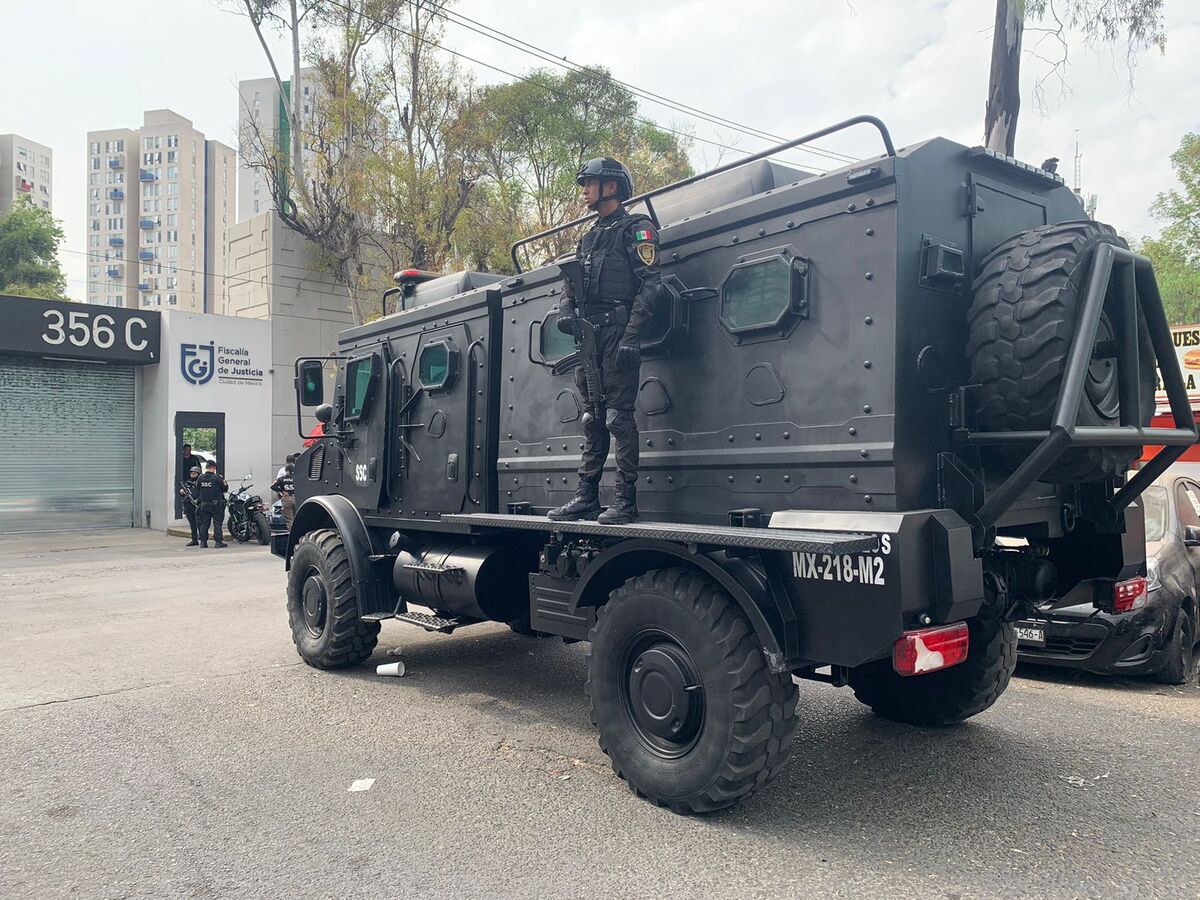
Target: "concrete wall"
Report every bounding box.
[224,211,357,471]
[141,310,273,532]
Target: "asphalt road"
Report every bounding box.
[1,530,1197,900]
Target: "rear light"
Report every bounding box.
[892,622,970,677]
[1112,576,1147,612]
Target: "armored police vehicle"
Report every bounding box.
[277,115,1195,813]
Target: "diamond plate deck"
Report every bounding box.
[440,513,878,554]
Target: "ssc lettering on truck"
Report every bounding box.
[792,534,891,587]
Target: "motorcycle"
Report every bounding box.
[226,476,270,545]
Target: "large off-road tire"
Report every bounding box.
[1156,606,1199,686]
[586,568,799,814]
[966,220,1155,482]
[849,609,1017,727]
[287,529,380,669]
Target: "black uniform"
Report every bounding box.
[195,470,229,546]
[178,474,201,542]
[558,205,661,488]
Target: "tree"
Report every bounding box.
[1137,132,1200,324]
[0,196,69,300]
[984,0,1166,156]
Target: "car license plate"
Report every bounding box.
[1016,625,1046,645]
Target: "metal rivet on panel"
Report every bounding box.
[783,431,790,439]
[754,433,761,441]
[864,316,873,325]
[784,475,791,483]
[864,272,873,281]
[847,202,857,212]
[848,427,857,436]
[667,476,674,484]
[727,475,734,483]
[863,405,872,413]
[755,475,762,483]
[865,197,875,207]
[864,360,872,369]
[866,227,875,236]
[849,474,858,483]
[860,449,869,458]
[864,495,873,503]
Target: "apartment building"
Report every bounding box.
[0,133,53,214]
[237,69,317,222]
[85,110,235,313]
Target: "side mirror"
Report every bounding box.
[298,360,324,406]
[314,403,333,425]
[1185,525,1200,546]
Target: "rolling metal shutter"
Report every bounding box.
[0,354,135,533]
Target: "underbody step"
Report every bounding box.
[400,562,466,575]
[393,610,480,634]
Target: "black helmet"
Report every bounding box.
[189,466,201,474]
[576,158,634,204]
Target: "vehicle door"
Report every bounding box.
[386,289,498,521]
[1175,479,1200,596]
[335,343,389,512]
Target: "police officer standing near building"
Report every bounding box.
[178,465,202,546]
[549,158,661,525]
[195,460,229,548]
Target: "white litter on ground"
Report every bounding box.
[348,778,375,792]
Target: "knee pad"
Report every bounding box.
[606,408,636,441]
[582,409,606,442]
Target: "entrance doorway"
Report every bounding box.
[175,412,225,519]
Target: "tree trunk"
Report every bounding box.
[984,0,1024,155]
[289,0,305,201]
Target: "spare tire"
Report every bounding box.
[966,221,1155,482]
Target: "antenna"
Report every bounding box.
[1073,130,1082,192]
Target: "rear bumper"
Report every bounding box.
[1016,593,1175,675]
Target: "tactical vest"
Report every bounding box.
[580,211,649,312]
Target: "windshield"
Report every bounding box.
[1142,486,1168,543]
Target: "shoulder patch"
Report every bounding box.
[635,241,657,266]
[633,226,656,243]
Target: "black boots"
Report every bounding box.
[547,479,601,521]
[598,483,638,525]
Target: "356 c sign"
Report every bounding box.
[42,308,150,353]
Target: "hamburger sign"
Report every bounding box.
[1156,324,1200,410]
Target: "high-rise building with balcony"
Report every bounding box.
[237,70,318,222]
[85,110,235,313]
[0,133,53,215]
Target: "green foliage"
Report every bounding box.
[1137,133,1200,325]
[182,427,217,453]
[460,66,693,271]
[0,196,69,301]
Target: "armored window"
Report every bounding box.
[418,339,459,393]
[344,353,380,422]
[540,314,576,363]
[719,251,810,342]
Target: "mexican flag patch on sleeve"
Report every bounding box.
[633,228,655,242]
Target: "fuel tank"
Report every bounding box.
[392,543,532,622]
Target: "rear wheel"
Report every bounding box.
[1156,607,1199,686]
[586,568,798,814]
[287,529,380,669]
[849,609,1017,726]
[966,221,1155,482]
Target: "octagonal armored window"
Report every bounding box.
[418,338,459,393]
[720,257,794,333]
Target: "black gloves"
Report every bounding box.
[556,312,578,336]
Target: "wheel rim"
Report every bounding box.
[619,629,705,759]
[300,568,328,638]
[1086,313,1121,420]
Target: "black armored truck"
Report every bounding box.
[277,116,1195,813]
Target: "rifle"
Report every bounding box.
[558,257,604,411]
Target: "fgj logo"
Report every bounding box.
[181,341,216,385]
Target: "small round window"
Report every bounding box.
[720,257,793,333]
[418,339,458,392]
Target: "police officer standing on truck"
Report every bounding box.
[195,460,229,548]
[178,465,202,546]
[548,158,661,525]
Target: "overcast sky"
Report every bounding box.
[3,0,1197,302]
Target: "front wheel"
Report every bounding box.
[586,568,799,814]
[230,511,252,543]
[253,511,270,545]
[1156,607,1199,686]
[849,609,1017,726]
[287,529,380,669]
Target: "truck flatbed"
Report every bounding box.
[440,513,878,555]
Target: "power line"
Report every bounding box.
[318,0,831,173]
[432,5,858,167]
